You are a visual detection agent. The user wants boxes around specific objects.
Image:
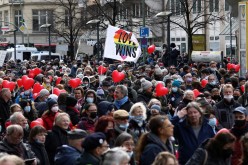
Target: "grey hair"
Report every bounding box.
[54,112,70,125]
[0,154,24,165]
[6,124,23,136]
[10,112,23,124]
[183,90,194,98]
[101,147,130,165]
[0,88,10,98]
[116,85,128,96]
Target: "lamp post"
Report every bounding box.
[40,24,52,60]
[86,19,100,62]
[6,29,18,61]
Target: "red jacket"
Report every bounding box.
[42,111,58,130]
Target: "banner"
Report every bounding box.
[191,51,222,62]
[103,25,142,62]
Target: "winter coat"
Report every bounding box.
[42,111,59,130]
[29,141,50,165]
[186,147,231,165]
[76,151,101,165]
[140,133,174,165]
[0,98,10,133]
[55,145,81,165]
[65,106,80,126]
[213,99,240,129]
[171,116,215,165]
[0,138,36,160]
[137,91,153,105]
[204,83,219,92]
[128,119,147,143]
[113,99,133,112]
[45,125,69,165]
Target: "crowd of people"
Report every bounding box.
[0,45,247,165]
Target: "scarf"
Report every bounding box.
[114,96,128,109]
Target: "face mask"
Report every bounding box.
[24,106,31,113]
[131,115,143,123]
[222,148,233,158]
[89,112,97,119]
[23,70,26,74]
[186,77,192,82]
[233,96,239,100]
[51,106,59,112]
[224,95,233,102]
[172,87,178,92]
[210,81,216,86]
[86,97,94,103]
[118,123,129,131]
[234,119,246,127]
[78,72,82,74]
[208,118,217,127]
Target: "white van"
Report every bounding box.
[6,45,38,61]
[31,51,63,61]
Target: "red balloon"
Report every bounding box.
[28,69,36,78]
[34,68,42,75]
[156,83,169,96]
[193,89,200,98]
[33,82,44,94]
[53,87,67,96]
[69,79,80,88]
[75,78,82,86]
[17,79,23,87]
[241,85,245,93]
[56,77,62,85]
[2,80,16,92]
[23,78,35,90]
[147,45,155,54]
[230,64,235,70]
[112,70,125,83]
[33,93,39,100]
[201,79,208,88]
[98,65,107,75]
[30,120,43,129]
[22,75,28,82]
[235,64,240,72]
[227,63,232,70]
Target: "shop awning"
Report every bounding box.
[219,19,239,35]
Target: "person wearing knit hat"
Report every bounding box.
[137,78,154,104]
[41,98,60,130]
[150,104,161,117]
[77,132,108,165]
[65,96,80,126]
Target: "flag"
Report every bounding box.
[103,25,142,63]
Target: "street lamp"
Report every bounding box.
[86,19,100,62]
[6,29,18,61]
[155,11,172,51]
[40,24,52,60]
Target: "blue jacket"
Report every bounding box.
[54,145,81,165]
[171,116,215,165]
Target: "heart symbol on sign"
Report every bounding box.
[112,70,125,83]
[155,83,169,97]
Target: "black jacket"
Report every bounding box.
[76,152,101,165]
[0,98,10,133]
[29,141,50,165]
[45,125,69,165]
[137,91,153,105]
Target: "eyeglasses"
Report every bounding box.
[101,145,110,148]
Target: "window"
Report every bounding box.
[4,10,8,26]
[14,10,22,29]
[32,10,53,32]
[225,1,230,11]
[210,0,219,12]
[132,3,151,18]
[193,0,201,13]
[181,37,186,41]
[171,38,175,41]
[170,0,183,15]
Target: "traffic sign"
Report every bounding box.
[141,38,148,48]
[140,27,149,37]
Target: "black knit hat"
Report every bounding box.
[82,132,106,151]
[47,98,58,110]
[66,96,77,107]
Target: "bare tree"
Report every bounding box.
[166,0,226,60]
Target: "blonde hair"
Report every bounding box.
[223,84,233,92]
[152,151,178,165]
[147,98,161,108]
[54,112,70,125]
[0,155,24,165]
[129,102,147,120]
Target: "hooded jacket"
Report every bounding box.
[55,145,81,165]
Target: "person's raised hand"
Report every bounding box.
[177,107,187,118]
